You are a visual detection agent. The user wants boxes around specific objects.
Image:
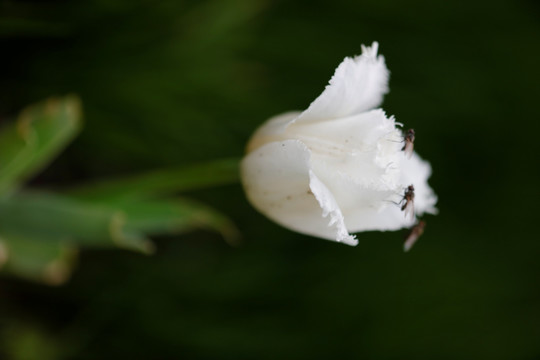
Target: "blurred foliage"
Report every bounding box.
[0,96,81,196]
[0,190,238,284]
[0,0,539,359]
[0,96,238,284]
[66,157,240,201]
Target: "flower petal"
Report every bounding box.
[288,109,408,231]
[246,112,301,153]
[294,42,389,124]
[309,170,357,245]
[343,152,437,233]
[241,139,357,245]
[288,109,402,188]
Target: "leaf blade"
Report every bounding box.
[0,96,82,196]
[0,191,238,284]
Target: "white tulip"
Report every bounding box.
[241,42,437,246]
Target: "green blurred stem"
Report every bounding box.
[65,157,241,201]
[0,18,70,37]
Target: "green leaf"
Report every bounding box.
[0,191,154,253]
[0,232,76,285]
[0,191,238,284]
[65,157,240,201]
[109,197,239,245]
[0,96,82,197]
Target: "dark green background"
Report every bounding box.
[1,0,540,359]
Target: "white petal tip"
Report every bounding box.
[338,234,358,246]
[361,42,379,57]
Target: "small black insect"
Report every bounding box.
[400,184,415,220]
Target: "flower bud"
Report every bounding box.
[241,43,437,245]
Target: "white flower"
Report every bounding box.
[241,42,437,246]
